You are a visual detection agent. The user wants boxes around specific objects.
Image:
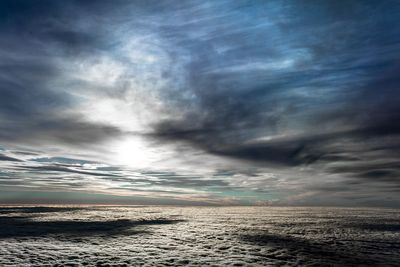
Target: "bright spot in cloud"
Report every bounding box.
[112,136,158,168]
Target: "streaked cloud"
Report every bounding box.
[0,0,399,206]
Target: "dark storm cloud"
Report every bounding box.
[149,1,400,189]
[0,154,22,162]
[0,116,123,146]
[0,0,120,147]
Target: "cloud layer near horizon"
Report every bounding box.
[1,0,400,206]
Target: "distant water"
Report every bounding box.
[0,206,399,266]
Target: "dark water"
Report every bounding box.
[0,206,399,266]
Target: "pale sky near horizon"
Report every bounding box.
[0,0,400,207]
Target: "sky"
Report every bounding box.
[0,0,400,207]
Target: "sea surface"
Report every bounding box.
[0,206,399,266]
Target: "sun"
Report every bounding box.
[112,136,156,168]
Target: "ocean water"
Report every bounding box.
[0,206,399,266]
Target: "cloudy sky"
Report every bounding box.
[0,0,399,206]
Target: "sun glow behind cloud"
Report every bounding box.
[112,136,158,168]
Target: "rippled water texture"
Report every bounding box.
[0,206,399,266]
